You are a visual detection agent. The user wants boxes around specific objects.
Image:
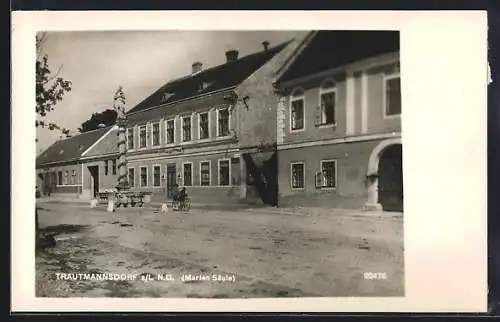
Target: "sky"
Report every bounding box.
[36,30,307,154]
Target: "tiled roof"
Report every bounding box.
[277,30,400,84]
[127,90,231,126]
[36,126,113,167]
[127,41,291,115]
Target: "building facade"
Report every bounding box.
[36,125,120,199]
[124,39,304,206]
[274,31,403,211]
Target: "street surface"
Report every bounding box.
[36,202,404,298]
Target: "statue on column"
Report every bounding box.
[113,86,129,206]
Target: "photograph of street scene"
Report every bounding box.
[35,30,404,298]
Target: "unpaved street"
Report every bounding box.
[36,202,404,298]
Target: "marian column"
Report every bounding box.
[116,115,128,191]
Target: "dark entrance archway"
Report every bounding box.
[377,144,403,212]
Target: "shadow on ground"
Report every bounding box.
[39,224,90,235]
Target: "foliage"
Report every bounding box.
[35,33,73,139]
[78,109,118,133]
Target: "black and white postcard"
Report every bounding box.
[11,10,488,312]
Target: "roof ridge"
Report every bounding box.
[161,40,292,87]
[127,39,292,114]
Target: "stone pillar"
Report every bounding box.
[117,118,128,188]
[115,117,130,208]
[363,177,382,211]
[239,154,247,200]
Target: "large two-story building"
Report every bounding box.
[124,38,304,205]
[273,30,403,211]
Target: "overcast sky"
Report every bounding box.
[36,30,307,153]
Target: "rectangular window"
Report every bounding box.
[165,119,175,144]
[152,122,160,146]
[199,112,209,140]
[320,160,337,188]
[183,163,192,186]
[112,159,117,175]
[320,91,336,125]
[128,168,135,187]
[291,162,305,189]
[64,171,69,185]
[139,125,147,148]
[291,99,304,131]
[200,161,211,186]
[385,75,401,116]
[182,116,191,142]
[153,165,161,187]
[57,171,62,185]
[71,170,76,185]
[219,160,230,186]
[217,108,230,137]
[127,128,134,149]
[231,157,240,185]
[104,160,109,175]
[140,167,148,187]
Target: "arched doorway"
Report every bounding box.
[364,138,403,212]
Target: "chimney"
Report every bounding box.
[192,61,203,74]
[262,41,270,50]
[225,50,239,62]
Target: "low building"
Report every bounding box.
[273,30,403,211]
[36,125,120,199]
[124,38,305,206]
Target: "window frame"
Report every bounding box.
[216,107,231,138]
[128,167,135,187]
[289,87,306,133]
[218,158,231,186]
[182,162,193,186]
[151,121,161,147]
[383,72,401,119]
[198,111,211,141]
[181,115,192,142]
[199,160,211,187]
[104,160,109,176]
[152,164,162,187]
[126,127,135,150]
[138,124,147,149]
[165,118,176,145]
[112,159,117,175]
[290,161,305,190]
[139,166,148,187]
[319,159,338,190]
[318,79,338,128]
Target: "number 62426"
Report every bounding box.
[363,272,387,280]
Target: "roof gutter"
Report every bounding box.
[126,86,237,117]
[36,157,80,168]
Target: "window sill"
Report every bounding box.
[291,187,305,191]
[290,129,305,133]
[215,135,232,140]
[318,186,337,191]
[383,113,401,119]
[316,122,337,129]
